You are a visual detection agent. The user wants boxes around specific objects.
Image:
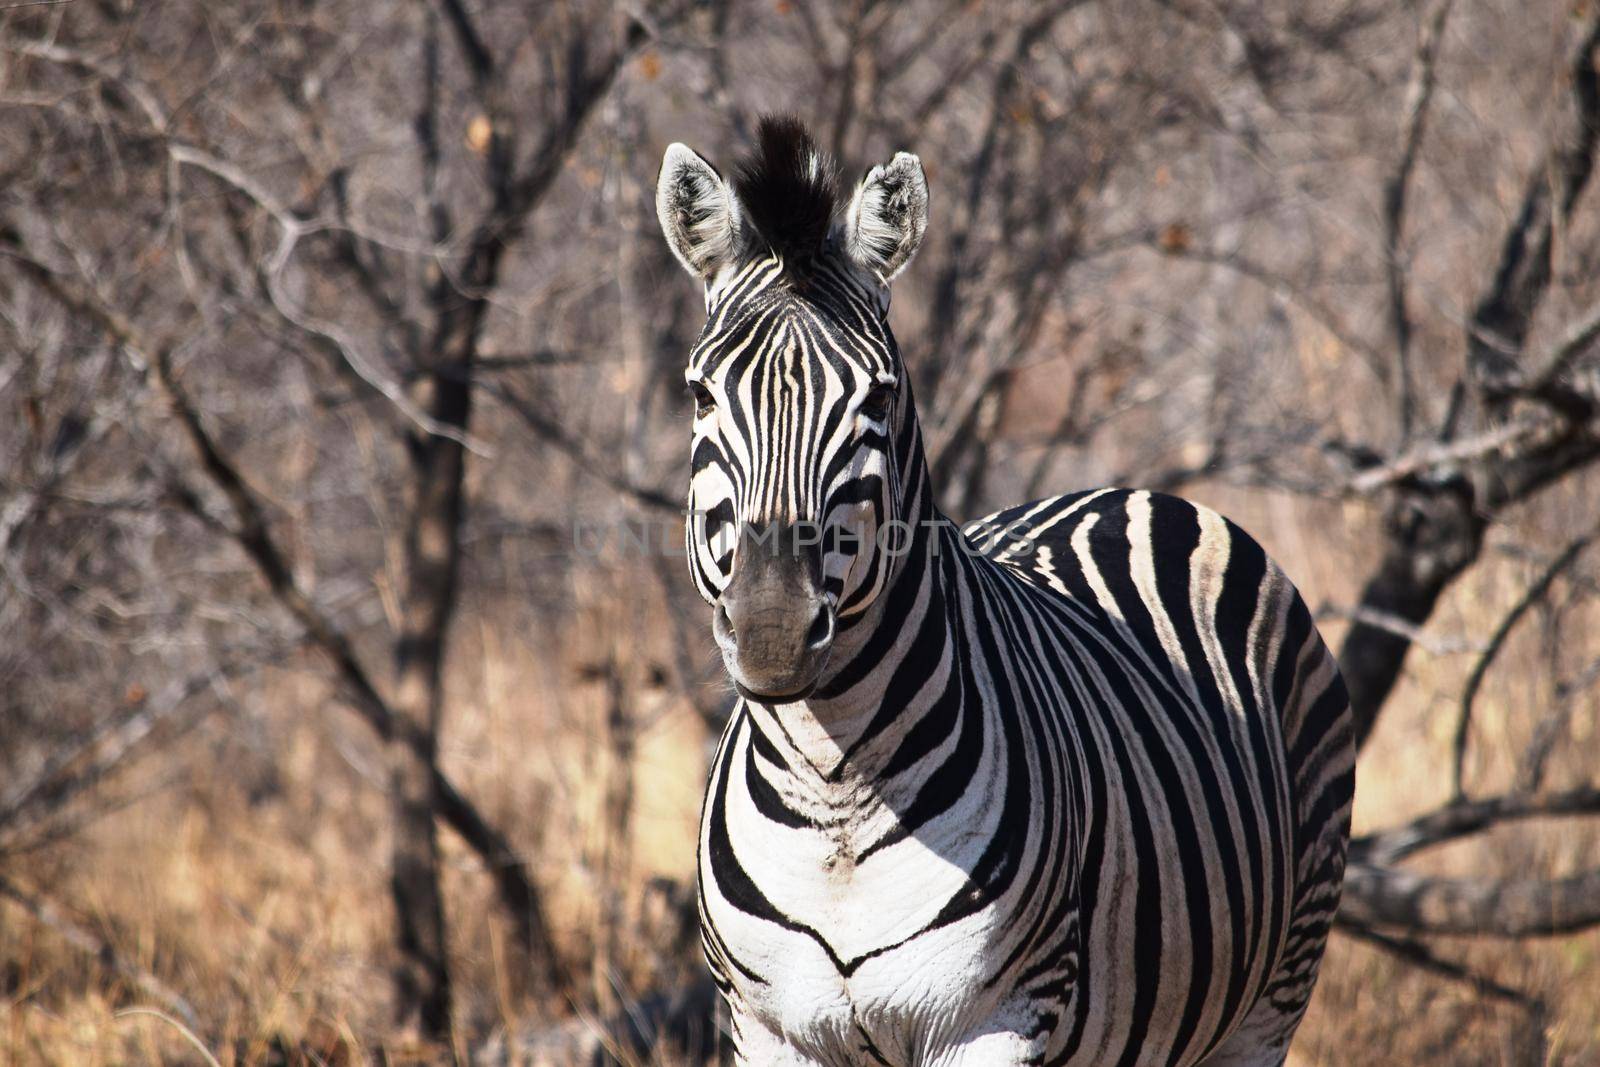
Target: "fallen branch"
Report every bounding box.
[0,875,201,1028]
[475,977,720,1067]
[1351,787,1600,867]
[1341,861,1600,938]
[1338,921,1539,1007]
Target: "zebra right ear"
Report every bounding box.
[845,152,928,283]
[656,143,742,281]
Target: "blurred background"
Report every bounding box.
[3,0,1600,1063]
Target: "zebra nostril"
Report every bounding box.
[805,605,834,652]
[714,601,736,643]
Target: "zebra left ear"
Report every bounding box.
[844,152,928,283]
[657,142,742,280]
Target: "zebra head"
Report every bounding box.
[656,116,929,703]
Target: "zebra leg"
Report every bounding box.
[1197,813,1350,1067]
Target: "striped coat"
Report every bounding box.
[656,116,1353,1067]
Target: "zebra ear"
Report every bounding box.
[657,142,742,280]
[844,152,928,283]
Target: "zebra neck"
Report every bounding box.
[742,518,983,792]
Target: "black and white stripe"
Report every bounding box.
[657,116,1354,1067]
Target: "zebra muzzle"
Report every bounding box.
[713,520,836,703]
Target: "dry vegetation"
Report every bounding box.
[3,0,1600,1063]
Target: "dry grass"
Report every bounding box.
[3,506,1598,1066]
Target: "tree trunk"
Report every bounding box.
[389,331,474,1041]
[1337,13,1600,747]
[1338,476,1484,747]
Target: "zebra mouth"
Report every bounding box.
[712,518,836,707]
[733,678,819,705]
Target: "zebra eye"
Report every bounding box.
[861,384,895,422]
[688,381,716,419]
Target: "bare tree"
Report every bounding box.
[4,0,1600,1060]
[1,0,671,1044]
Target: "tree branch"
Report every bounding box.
[0,660,250,847]
[1314,602,1485,657]
[1519,296,1600,410]
[1342,418,1547,494]
[1451,519,1600,797]
[435,0,495,87]
[1517,656,1600,792]
[485,380,681,513]
[1467,12,1600,398]
[1383,0,1452,442]
[1154,241,1391,382]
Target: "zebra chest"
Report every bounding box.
[703,765,1017,1061]
[710,834,1006,1061]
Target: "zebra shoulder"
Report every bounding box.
[968,488,1289,634]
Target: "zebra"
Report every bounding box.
[653,115,1354,1067]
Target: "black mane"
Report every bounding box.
[733,115,839,276]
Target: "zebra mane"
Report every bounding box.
[733,115,840,278]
